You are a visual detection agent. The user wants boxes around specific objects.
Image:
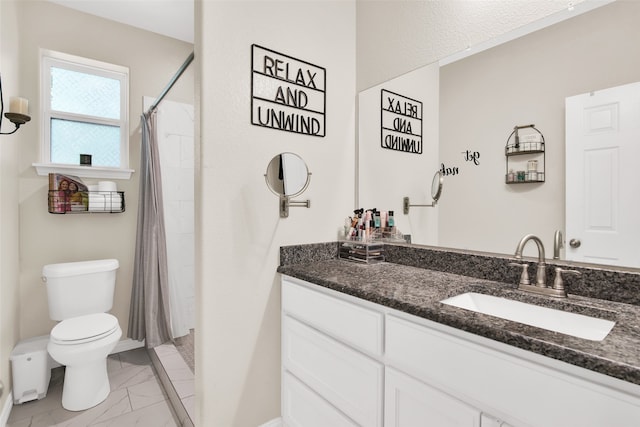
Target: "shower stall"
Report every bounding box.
[142,95,196,426]
[142,95,196,346]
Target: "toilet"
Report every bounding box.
[42,259,122,411]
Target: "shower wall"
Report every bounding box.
[144,97,195,338]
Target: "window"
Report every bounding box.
[35,50,133,179]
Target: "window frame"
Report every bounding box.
[34,49,134,179]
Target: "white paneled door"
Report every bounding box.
[565,82,640,268]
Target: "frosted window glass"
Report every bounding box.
[50,119,120,167]
[51,67,120,119]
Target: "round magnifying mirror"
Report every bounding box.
[265,152,310,198]
[431,170,444,204]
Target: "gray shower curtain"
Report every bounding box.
[128,110,173,348]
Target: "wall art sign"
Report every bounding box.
[251,44,326,137]
[380,89,423,154]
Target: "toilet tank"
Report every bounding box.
[42,259,119,321]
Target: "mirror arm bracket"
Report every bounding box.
[280,195,310,218]
[403,196,436,214]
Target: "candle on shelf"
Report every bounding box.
[9,97,28,115]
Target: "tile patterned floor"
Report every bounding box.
[6,348,180,427]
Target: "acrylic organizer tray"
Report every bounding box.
[339,241,385,264]
[48,191,125,214]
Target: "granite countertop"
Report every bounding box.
[278,258,640,387]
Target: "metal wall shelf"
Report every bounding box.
[48,191,125,214]
[505,124,545,184]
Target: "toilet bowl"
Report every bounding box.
[47,313,122,411]
[42,258,122,412]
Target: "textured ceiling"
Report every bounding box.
[356,0,597,90]
[47,0,194,43]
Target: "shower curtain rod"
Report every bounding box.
[146,51,194,114]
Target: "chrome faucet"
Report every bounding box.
[514,234,547,287]
[511,233,578,298]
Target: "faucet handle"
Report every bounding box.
[553,267,581,292]
[509,262,530,286]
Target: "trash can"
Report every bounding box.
[10,335,52,404]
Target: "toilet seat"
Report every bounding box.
[51,313,119,345]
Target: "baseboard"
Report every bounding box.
[259,417,282,427]
[0,393,13,427]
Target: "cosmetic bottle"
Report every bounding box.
[388,211,395,227]
[507,169,515,183]
[374,212,381,229]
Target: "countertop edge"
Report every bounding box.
[278,261,640,390]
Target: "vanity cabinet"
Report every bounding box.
[281,276,640,427]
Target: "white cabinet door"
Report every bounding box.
[282,315,384,427]
[282,371,358,427]
[385,367,481,427]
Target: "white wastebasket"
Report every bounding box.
[10,335,52,404]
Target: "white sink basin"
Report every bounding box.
[440,292,615,341]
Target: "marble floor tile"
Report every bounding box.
[7,382,63,424]
[44,388,131,427]
[89,400,179,427]
[6,348,180,427]
[155,348,194,399]
[127,377,168,410]
[153,343,179,359]
[108,364,156,391]
[106,354,122,373]
[119,348,151,368]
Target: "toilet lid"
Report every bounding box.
[51,313,119,344]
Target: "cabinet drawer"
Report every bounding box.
[283,315,384,427]
[385,367,480,427]
[282,277,383,356]
[282,371,358,427]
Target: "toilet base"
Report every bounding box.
[61,359,111,411]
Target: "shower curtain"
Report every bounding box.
[128,109,173,348]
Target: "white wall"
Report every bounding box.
[14,0,193,341]
[0,0,21,416]
[196,1,356,425]
[358,63,439,245]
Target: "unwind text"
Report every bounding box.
[251,45,326,137]
[380,89,423,154]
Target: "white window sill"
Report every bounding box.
[33,163,134,180]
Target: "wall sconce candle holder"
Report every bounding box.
[0,74,31,135]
